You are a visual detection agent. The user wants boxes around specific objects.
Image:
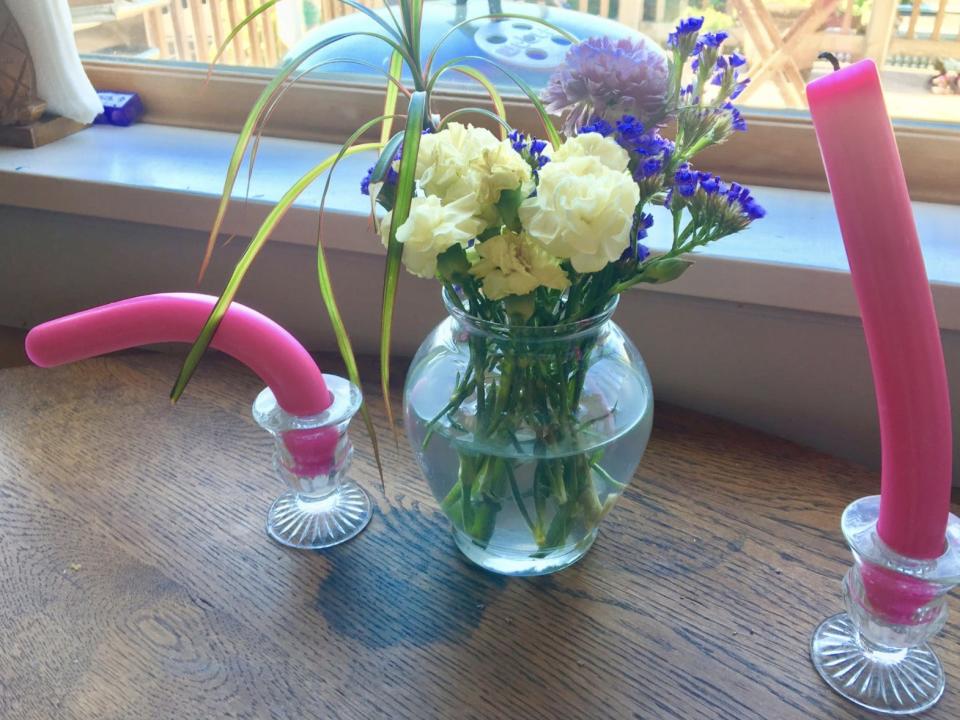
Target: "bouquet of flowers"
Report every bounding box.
[367,20,764,550]
[172,4,764,567]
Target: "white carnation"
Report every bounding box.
[380,195,485,279]
[469,231,570,300]
[416,122,531,220]
[519,155,639,274]
[548,133,630,172]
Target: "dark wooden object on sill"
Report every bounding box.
[0,351,957,719]
[0,0,86,148]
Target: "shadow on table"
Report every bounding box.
[314,503,506,649]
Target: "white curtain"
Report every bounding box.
[6,0,102,123]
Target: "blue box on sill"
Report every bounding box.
[93,91,144,127]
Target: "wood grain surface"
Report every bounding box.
[1,351,957,720]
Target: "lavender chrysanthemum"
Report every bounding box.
[541,36,669,135]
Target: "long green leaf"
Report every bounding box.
[397,0,425,85]
[206,0,280,80]
[170,141,381,404]
[380,50,405,145]
[246,57,410,227]
[439,107,513,135]
[380,91,428,437]
[336,0,404,42]
[370,131,404,183]
[311,118,407,488]
[424,14,578,77]
[438,65,509,139]
[428,55,561,147]
[197,31,415,284]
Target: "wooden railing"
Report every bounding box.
[153,0,281,65]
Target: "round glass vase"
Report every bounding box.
[404,291,653,576]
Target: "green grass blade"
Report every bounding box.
[380,90,428,439]
[197,31,416,284]
[435,65,508,139]
[336,0,404,42]
[371,131,404,182]
[424,14,578,77]
[380,50,404,145]
[439,107,512,135]
[206,0,279,80]
[429,55,561,147]
[170,141,381,405]
[311,122,401,489]
[246,57,409,225]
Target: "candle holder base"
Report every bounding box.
[253,376,372,552]
[811,612,944,715]
[810,496,960,716]
[266,481,372,550]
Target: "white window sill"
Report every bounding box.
[2,123,958,330]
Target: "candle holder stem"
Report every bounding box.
[253,375,372,550]
[811,496,960,715]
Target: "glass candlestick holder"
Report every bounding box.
[252,374,371,550]
[811,495,960,715]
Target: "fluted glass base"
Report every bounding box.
[266,481,372,550]
[811,613,945,716]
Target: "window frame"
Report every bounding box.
[83,58,959,205]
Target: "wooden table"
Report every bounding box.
[1,352,957,719]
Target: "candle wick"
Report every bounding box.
[818,51,841,73]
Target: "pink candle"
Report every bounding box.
[807,60,952,561]
[25,294,337,474]
[25,293,331,416]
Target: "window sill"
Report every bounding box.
[2,123,958,330]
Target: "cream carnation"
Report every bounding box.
[518,156,639,273]
[548,133,630,172]
[470,231,570,300]
[416,123,530,219]
[380,195,485,279]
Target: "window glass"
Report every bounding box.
[75,0,960,124]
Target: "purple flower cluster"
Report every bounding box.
[579,114,674,181]
[540,36,669,134]
[508,129,550,176]
[724,102,747,132]
[618,213,653,265]
[360,162,398,196]
[713,54,750,99]
[667,164,765,232]
[667,16,704,49]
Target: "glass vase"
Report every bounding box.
[404,290,653,576]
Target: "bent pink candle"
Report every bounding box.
[25,293,337,474]
[807,61,952,561]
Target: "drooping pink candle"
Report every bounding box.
[807,61,952,561]
[25,293,337,473]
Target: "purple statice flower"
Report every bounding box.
[725,182,766,220]
[674,163,698,197]
[724,102,747,132]
[508,128,550,176]
[667,16,704,49]
[360,163,398,196]
[619,213,653,264]
[613,115,674,179]
[714,68,750,99]
[541,36,669,135]
[508,128,527,154]
[728,53,747,68]
[579,117,615,137]
[694,32,728,54]
[636,212,654,242]
[697,171,722,195]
